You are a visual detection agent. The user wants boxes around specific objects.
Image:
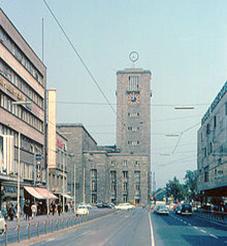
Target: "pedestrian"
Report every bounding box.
[8,204,14,221]
[24,200,29,220]
[52,202,56,216]
[65,203,68,213]
[31,203,37,219]
[57,203,62,216]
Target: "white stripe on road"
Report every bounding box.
[200,229,207,234]
[148,213,155,246]
[209,234,218,239]
[193,226,198,230]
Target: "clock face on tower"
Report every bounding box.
[128,93,140,104]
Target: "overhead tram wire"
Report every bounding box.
[42,0,115,114]
[56,100,209,107]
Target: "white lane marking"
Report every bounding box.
[193,226,198,230]
[183,221,187,224]
[209,234,218,239]
[188,223,191,226]
[148,213,155,246]
[200,229,207,234]
[46,238,56,242]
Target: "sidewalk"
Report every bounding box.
[6,211,75,229]
[194,210,227,226]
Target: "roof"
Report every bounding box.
[57,123,97,145]
[116,68,151,75]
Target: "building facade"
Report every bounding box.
[57,124,97,204]
[0,9,46,208]
[63,68,152,205]
[57,67,151,206]
[197,81,227,204]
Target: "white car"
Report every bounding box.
[0,212,6,235]
[76,205,89,216]
[115,203,135,210]
[78,203,92,209]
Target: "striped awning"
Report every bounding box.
[24,186,45,199]
[24,186,57,200]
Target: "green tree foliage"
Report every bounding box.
[165,176,185,202]
[184,170,198,200]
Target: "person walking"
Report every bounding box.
[51,202,56,216]
[8,204,14,221]
[57,203,62,216]
[31,203,37,219]
[24,200,29,220]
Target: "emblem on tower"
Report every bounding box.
[129,51,139,63]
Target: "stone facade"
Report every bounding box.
[57,124,97,204]
[83,151,149,205]
[57,68,151,206]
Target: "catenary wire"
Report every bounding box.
[42,0,115,114]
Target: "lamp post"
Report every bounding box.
[12,100,31,223]
[17,132,21,222]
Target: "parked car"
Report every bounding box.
[79,203,92,209]
[0,212,6,235]
[76,205,89,216]
[154,205,169,215]
[175,204,192,215]
[115,203,135,210]
[96,202,113,208]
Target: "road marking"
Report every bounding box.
[193,226,198,230]
[200,229,207,234]
[209,234,218,239]
[183,221,187,224]
[148,213,155,246]
[46,238,56,242]
[188,223,191,226]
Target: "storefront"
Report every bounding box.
[24,186,57,215]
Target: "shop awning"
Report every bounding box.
[24,186,57,200]
[54,192,73,200]
[24,186,45,200]
[63,194,73,199]
[35,187,58,199]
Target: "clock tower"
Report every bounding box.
[116,68,151,155]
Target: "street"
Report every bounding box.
[32,208,151,246]
[152,211,227,246]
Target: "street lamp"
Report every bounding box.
[12,100,31,223]
[174,106,195,110]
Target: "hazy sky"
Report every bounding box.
[2,0,227,187]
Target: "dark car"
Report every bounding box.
[181,204,192,215]
[96,202,112,208]
[175,204,192,215]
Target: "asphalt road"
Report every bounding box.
[151,211,227,246]
[32,208,151,246]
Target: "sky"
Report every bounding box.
[1,0,227,188]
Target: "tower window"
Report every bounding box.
[128,76,139,91]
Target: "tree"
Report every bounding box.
[165,176,185,202]
[184,170,198,201]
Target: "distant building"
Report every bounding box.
[58,67,152,205]
[57,123,97,204]
[197,81,227,204]
[0,9,46,209]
